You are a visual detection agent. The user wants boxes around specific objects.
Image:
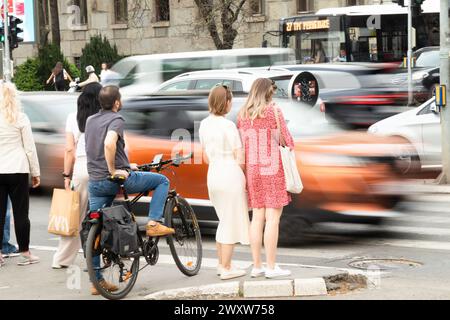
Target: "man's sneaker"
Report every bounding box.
[17,254,40,266]
[146,223,175,237]
[0,255,5,267]
[220,268,246,281]
[265,265,291,279]
[251,267,266,278]
[91,280,119,295]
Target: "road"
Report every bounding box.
[2,192,450,300]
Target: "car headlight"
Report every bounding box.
[368,125,378,134]
[412,71,429,81]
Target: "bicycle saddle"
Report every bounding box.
[108,175,127,184]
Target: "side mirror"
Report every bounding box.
[430,104,439,114]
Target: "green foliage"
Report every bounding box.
[79,35,122,79]
[13,43,81,91]
[13,58,44,92]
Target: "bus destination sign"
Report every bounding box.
[284,19,330,32]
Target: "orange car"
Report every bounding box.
[122,95,412,240]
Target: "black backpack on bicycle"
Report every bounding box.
[80,205,139,258]
[100,205,139,257]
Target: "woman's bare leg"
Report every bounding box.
[264,208,283,270]
[221,244,235,270]
[250,209,266,269]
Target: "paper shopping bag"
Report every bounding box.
[48,189,81,237]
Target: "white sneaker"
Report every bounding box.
[265,265,291,279]
[251,267,266,278]
[220,268,247,280]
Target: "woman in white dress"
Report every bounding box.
[199,85,250,280]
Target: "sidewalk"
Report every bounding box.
[0,248,367,300]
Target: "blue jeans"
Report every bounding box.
[2,198,18,254]
[88,171,170,280]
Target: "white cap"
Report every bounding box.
[85,65,95,73]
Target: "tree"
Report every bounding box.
[194,0,247,50]
[37,0,50,46]
[79,35,123,79]
[49,0,60,46]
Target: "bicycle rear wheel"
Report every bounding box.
[165,197,202,276]
[85,222,140,300]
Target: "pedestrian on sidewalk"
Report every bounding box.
[2,197,19,259]
[199,85,250,281]
[52,82,103,269]
[238,78,295,279]
[46,62,74,91]
[0,81,41,268]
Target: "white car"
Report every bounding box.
[368,98,441,173]
[152,69,326,114]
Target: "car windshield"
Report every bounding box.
[415,50,439,68]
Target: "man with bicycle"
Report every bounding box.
[85,85,175,236]
[84,86,175,294]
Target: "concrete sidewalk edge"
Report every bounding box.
[143,272,368,300]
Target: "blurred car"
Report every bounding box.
[20,92,78,189]
[270,62,413,129]
[152,69,326,114]
[391,46,440,103]
[120,93,411,241]
[368,98,441,174]
[109,48,296,97]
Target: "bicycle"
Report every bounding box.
[84,153,202,300]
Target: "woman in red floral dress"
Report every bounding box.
[237,78,295,279]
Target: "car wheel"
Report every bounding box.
[278,214,313,246]
[394,144,421,175]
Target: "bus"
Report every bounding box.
[279,0,441,64]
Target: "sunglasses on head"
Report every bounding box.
[271,80,278,91]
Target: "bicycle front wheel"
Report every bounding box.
[165,197,202,276]
[85,222,140,300]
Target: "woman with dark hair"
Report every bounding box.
[46,62,73,91]
[52,82,103,269]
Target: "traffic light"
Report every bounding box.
[0,25,4,43]
[8,15,23,49]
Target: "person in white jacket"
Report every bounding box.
[78,65,100,89]
[0,82,41,268]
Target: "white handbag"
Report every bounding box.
[274,107,304,194]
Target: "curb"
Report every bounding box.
[143,272,368,300]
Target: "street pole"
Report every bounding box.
[440,0,450,184]
[3,0,10,82]
[407,0,413,106]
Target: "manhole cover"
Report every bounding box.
[348,259,422,271]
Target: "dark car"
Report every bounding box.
[391,46,440,103]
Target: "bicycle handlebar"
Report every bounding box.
[137,153,193,172]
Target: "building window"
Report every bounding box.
[249,0,263,15]
[347,0,357,5]
[72,0,88,25]
[297,0,314,12]
[155,0,170,22]
[114,0,128,23]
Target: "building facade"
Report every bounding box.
[14,0,391,65]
